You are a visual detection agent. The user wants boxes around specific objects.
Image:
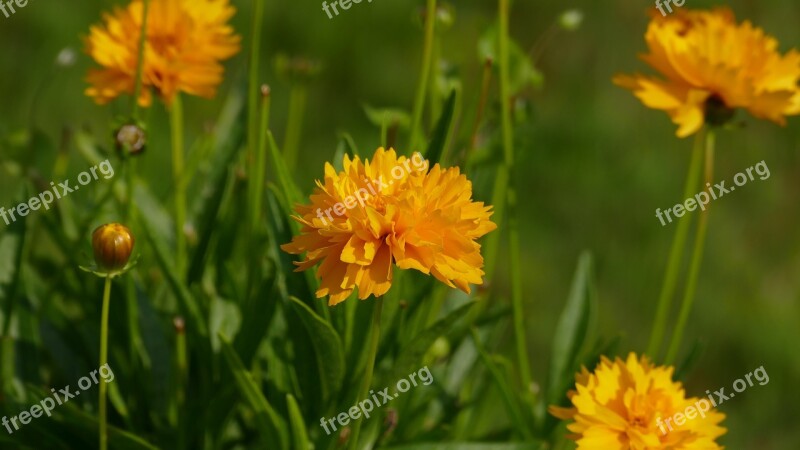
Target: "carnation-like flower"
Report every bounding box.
[549,353,726,449]
[84,0,241,106]
[614,8,800,137]
[281,148,497,305]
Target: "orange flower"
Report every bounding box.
[281,148,497,306]
[614,8,800,137]
[84,0,241,106]
[550,353,726,450]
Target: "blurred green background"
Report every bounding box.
[1,0,799,448]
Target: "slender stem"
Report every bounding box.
[348,298,383,450]
[131,0,150,119]
[468,58,494,157]
[175,319,187,450]
[498,0,514,167]
[409,0,437,151]
[665,130,715,365]
[99,276,112,450]
[508,189,532,399]
[283,84,307,170]
[380,112,389,148]
[247,0,265,170]
[246,87,272,300]
[248,86,271,237]
[497,0,532,405]
[428,37,442,130]
[170,95,186,277]
[647,130,705,360]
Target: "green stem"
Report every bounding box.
[175,319,187,450]
[665,130,715,365]
[646,130,705,360]
[246,87,272,300]
[247,0,265,172]
[409,0,437,151]
[508,189,532,400]
[497,0,532,405]
[248,87,271,239]
[283,84,307,170]
[468,58,493,157]
[428,37,441,130]
[170,95,186,277]
[131,0,150,119]
[348,298,383,450]
[99,276,112,450]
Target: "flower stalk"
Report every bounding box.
[170,95,187,277]
[348,298,383,450]
[647,129,705,360]
[99,275,112,450]
[665,129,715,365]
[409,0,437,151]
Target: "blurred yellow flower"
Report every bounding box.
[84,0,241,106]
[614,8,800,138]
[549,353,726,450]
[281,148,497,306]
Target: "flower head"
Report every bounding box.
[281,148,497,306]
[614,8,800,137]
[92,223,136,274]
[549,353,726,450]
[84,0,241,106]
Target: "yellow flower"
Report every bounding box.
[84,0,241,106]
[614,8,800,138]
[281,148,497,306]
[549,353,726,450]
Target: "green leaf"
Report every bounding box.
[267,131,302,216]
[187,92,246,284]
[333,132,361,171]
[470,329,535,441]
[286,393,311,450]
[218,333,288,449]
[139,215,208,337]
[388,301,475,384]
[675,339,707,381]
[0,207,25,304]
[21,386,158,450]
[423,88,458,166]
[546,252,597,407]
[289,297,345,404]
[478,25,543,93]
[362,104,412,129]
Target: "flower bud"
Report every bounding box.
[92,223,135,272]
[115,123,146,156]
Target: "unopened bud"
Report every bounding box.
[559,9,583,31]
[115,124,146,156]
[173,317,186,334]
[92,223,135,272]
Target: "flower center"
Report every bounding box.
[704,95,736,127]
